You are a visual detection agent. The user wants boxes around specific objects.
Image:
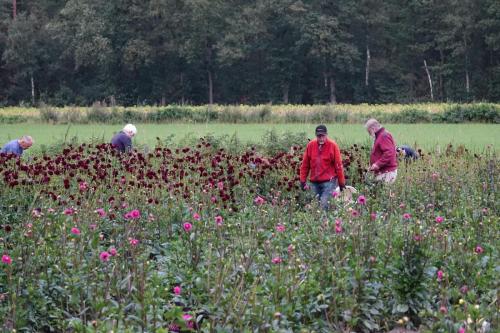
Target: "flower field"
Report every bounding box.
[0,139,498,332]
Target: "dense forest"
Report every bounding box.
[0,0,499,106]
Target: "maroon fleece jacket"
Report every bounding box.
[370,128,398,174]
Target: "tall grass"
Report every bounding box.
[1,103,499,124]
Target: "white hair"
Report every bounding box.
[123,124,137,136]
[364,118,381,130]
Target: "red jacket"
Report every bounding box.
[370,128,398,174]
[300,138,345,186]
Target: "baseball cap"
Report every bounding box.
[315,125,327,135]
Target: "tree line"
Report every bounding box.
[0,0,499,106]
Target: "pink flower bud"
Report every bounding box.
[183,222,192,232]
[79,182,88,191]
[95,208,106,217]
[254,196,265,206]
[276,224,285,232]
[215,215,223,226]
[99,251,110,262]
[2,255,12,265]
[357,195,366,205]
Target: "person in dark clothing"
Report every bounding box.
[397,145,419,161]
[111,124,137,152]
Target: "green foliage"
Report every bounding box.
[0,115,26,124]
[39,105,60,123]
[390,240,432,328]
[0,136,498,331]
[392,108,432,123]
[260,129,307,155]
[17,104,500,124]
[1,0,500,105]
[86,104,114,123]
[442,103,500,123]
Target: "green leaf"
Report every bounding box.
[396,304,409,313]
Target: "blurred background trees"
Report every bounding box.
[0,0,499,105]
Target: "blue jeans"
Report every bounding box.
[310,178,338,210]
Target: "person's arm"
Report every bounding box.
[332,144,345,188]
[299,145,310,183]
[124,136,132,152]
[373,135,396,170]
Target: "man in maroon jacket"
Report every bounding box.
[365,119,398,184]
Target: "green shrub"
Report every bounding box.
[58,108,84,124]
[395,108,432,123]
[218,105,243,123]
[0,115,27,124]
[3,103,500,124]
[122,109,145,123]
[442,104,500,123]
[150,105,192,122]
[333,110,349,123]
[284,110,304,122]
[261,129,308,155]
[257,105,272,122]
[87,105,112,123]
[309,107,336,123]
[190,106,218,122]
[365,110,389,124]
[39,105,60,123]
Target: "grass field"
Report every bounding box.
[0,123,498,151]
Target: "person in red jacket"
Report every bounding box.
[300,125,346,210]
[365,119,398,184]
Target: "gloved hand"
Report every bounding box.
[300,181,307,191]
[339,184,346,192]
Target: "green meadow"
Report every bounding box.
[0,123,498,151]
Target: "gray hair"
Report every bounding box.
[20,135,34,144]
[364,118,381,131]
